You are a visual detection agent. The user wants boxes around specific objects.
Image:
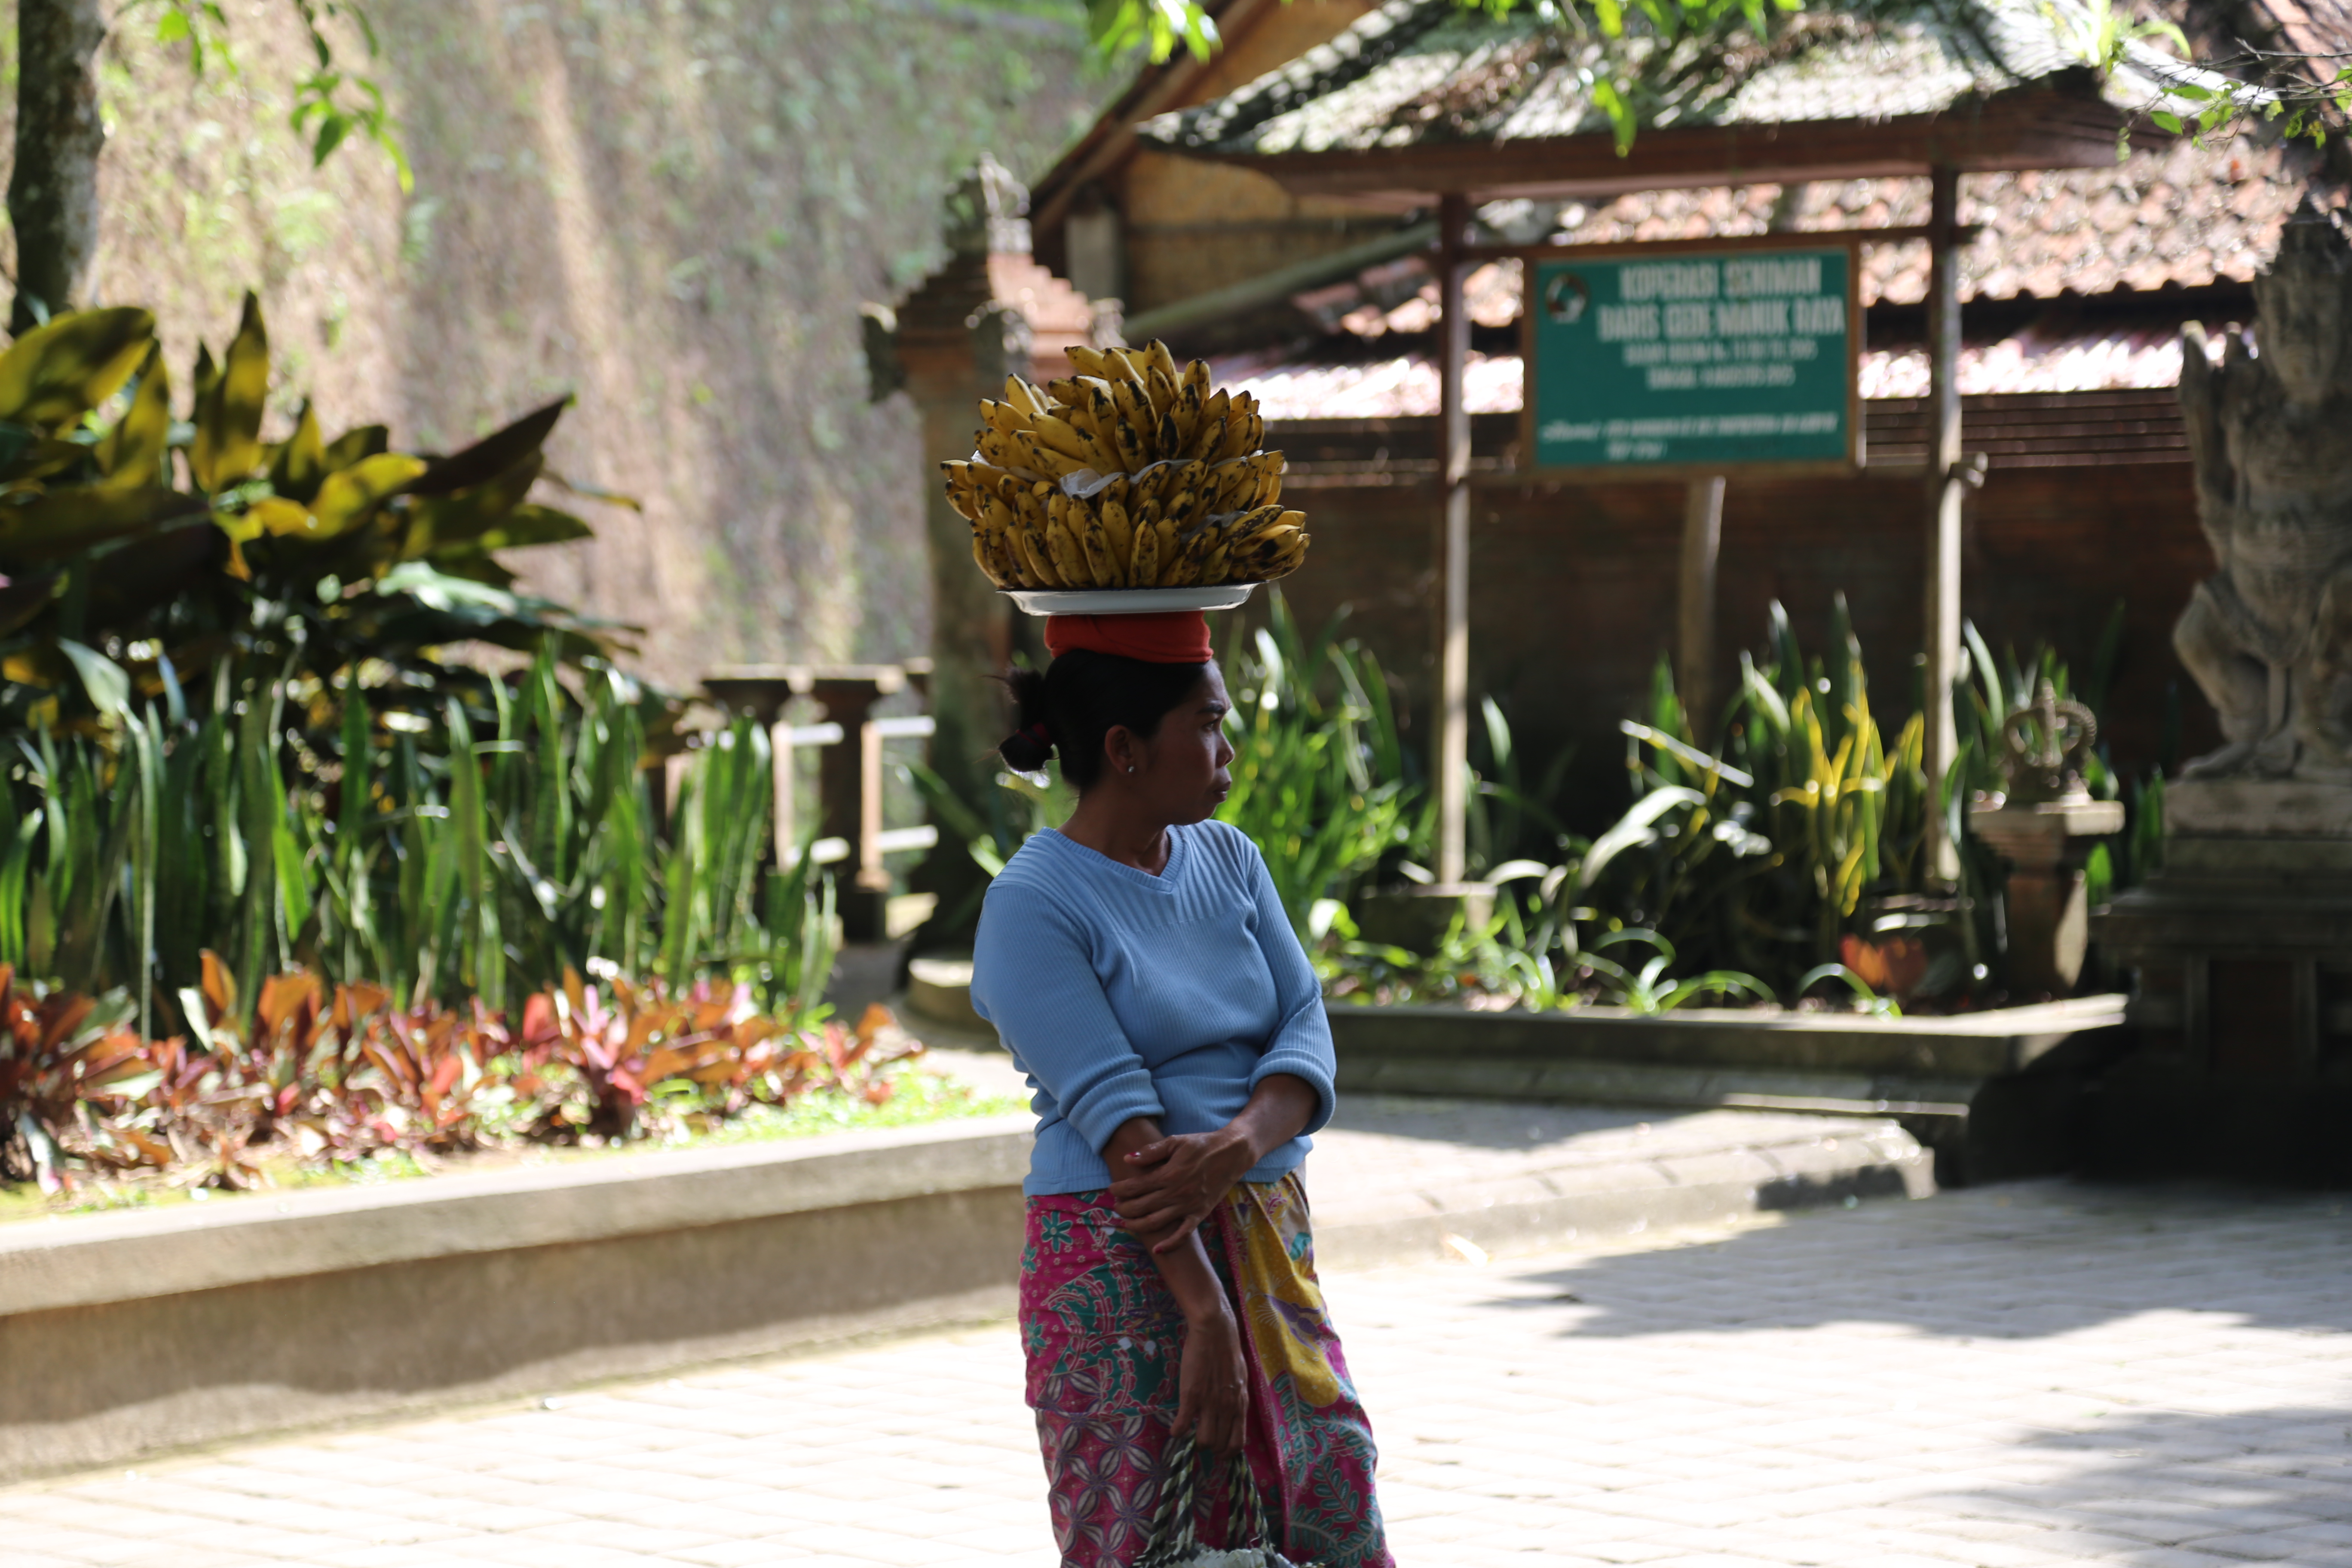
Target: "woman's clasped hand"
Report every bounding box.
[1112,1126,1259,1252]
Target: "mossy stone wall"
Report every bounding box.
[0,0,1112,683]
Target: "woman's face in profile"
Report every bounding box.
[1129,665,1234,825]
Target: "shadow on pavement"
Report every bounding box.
[1933,1402,2352,1562]
[1490,1181,2352,1341]
[1323,1096,1660,1152]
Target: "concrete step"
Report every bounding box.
[1306,1096,1931,1270]
[1323,997,2131,1187]
[916,1045,1936,1270]
[2,1039,1938,1483]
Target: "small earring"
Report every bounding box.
[1127,764,1137,773]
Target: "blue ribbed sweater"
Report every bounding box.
[969,821,1336,1196]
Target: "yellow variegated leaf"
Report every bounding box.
[212,505,265,543]
[321,423,389,472]
[95,343,172,490]
[543,466,643,512]
[408,396,568,496]
[400,451,543,556]
[0,306,156,429]
[0,426,95,486]
[210,503,268,581]
[312,452,428,538]
[190,293,270,492]
[423,548,520,589]
[248,497,318,536]
[444,501,590,555]
[190,341,220,413]
[0,486,208,564]
[1835,841,1869,916]
[266,400,326,503]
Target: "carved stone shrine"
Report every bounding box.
[1969,681,2122,998]
[2094,201,2352,1180]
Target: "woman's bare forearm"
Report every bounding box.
[1228,1072,1317,1166]
[1105,1115,1232,1324]
[1106,1075,1320,1251]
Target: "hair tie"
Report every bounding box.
[1026,721,1051,744]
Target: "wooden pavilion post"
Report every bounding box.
[1434,192,1473,887]
[1923,165,1965,883]
[1678,476,1727,725]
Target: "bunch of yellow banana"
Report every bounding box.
[939,340,1309,591]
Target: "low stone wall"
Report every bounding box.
[0,1080,1958,1483]
[1327,996,2129,1186]
[0,1118,1032,1483]
[1310,1111,1934,1271]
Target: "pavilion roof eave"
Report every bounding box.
[1163,88,2143,209]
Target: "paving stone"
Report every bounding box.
[5,1180,2349,1564]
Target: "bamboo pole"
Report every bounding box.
[1435,193,1473,887]
[1678,476,1727,726]
[1923,165,1965,883]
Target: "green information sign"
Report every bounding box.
[1526,247,1857,472]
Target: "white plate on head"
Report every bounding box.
[1001,584,1259,616]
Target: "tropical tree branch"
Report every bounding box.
[1081,0,2352,155]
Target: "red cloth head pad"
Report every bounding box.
[1042,611,1213,665]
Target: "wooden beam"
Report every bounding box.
[1436,192,1473,888]
[1923,165,1966,886]
[1189,90,2135,208]
[1457,224,1981,264]
[1679,476,1727,726]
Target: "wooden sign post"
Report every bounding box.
[1517,234,1864,743]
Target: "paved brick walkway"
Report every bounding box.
[5,1181,2348,1567]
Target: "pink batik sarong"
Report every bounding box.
[1019,1174,1393,1567]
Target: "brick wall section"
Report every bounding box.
[1264,401,2220,826]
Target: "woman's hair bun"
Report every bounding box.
[999,720,1054,772]
[998,667,1054,771]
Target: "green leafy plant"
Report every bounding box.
[1330,599,1942,1014]
[1488,602,2147,1011]
[1216,595,1417,938]
[3,638,835,1035]
[1568,928,1775,1014]
[1460,695,1576,883]
[1317,897,1522,1008]
[0,291,725,1025]
[0,297,622,747]
[1568,597,1930,995]
[131,0,411,184]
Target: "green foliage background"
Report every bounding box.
[0,0,1115,685]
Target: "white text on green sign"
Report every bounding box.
[1531,250,1853,470]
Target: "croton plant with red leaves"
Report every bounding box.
[0,955,919,1193]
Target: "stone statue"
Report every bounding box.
[2175,200,2352,779]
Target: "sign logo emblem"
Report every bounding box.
[1542,270,1591,325]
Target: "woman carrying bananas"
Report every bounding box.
[972,609,1392,1568]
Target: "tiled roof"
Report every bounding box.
[1220,323,2221,421]
[1219,346,1525,419]
[989,254,1095,340]
[1140,0,2231,158]
[1858,324,2205,397]
[1277,137,2328,335]
[1555,138,2329,304]
[2213,0,2352,76]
